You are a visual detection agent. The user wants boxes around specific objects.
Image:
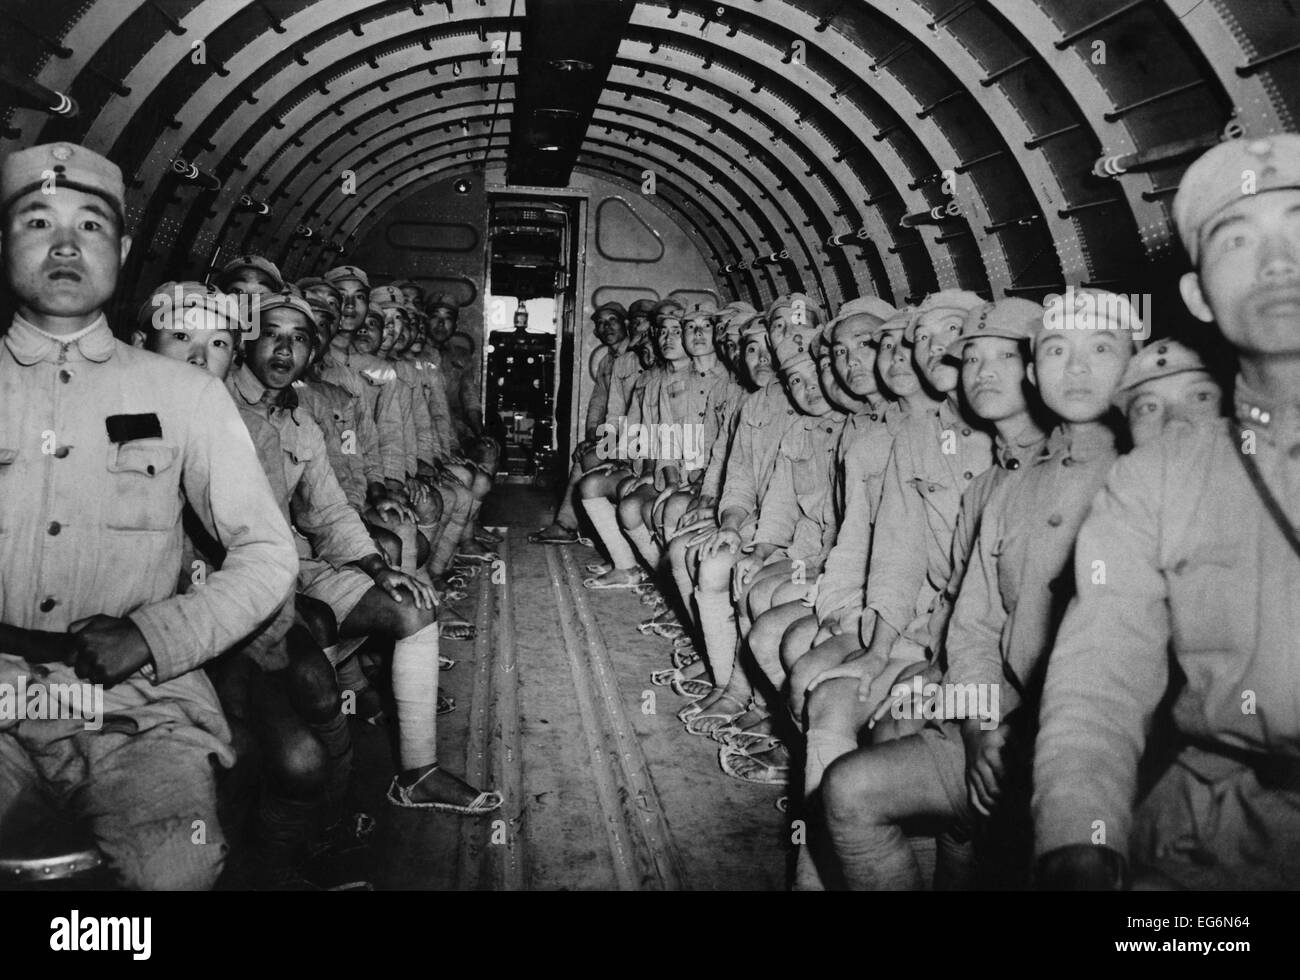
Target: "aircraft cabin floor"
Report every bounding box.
[311,485,788,891]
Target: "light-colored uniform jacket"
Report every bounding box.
[0,316,297,755]
[295,378,375,510]
[753,412,845,569]
[1033,405,1300,888]
[946,425,1117,714]
[229,366,378,571]
[814,402,908,623]
[716,381,799,530]
[866,398,992,655]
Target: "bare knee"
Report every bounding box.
[823,751,878,826]
[807,678,862,734]
[772,579,812,606]
[266,728,329,799]
[618,494,644,528]
[369,526,402,568]
[578,472,611,500]
[696,552,735,593]
[393,600,437,639]
[294,594,338,648]
[285,646,342,724]
[780,616,817,672]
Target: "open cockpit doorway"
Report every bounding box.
[484,194,582,487]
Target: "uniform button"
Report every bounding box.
[58,369,73,383]
[1006,458,1020,470]
[962,470,973,480]
[928,484,938,493]
[47,521,61,535]
[53,445,70,459]
[39,597,56,612]
[961,428,971,437]
[1047,514,1063,527]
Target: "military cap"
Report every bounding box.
[591,300,628,320]
[220,253,283,289]
[305,294,334,317]
[683,300,720,323]
[766,292,825,328]
[297,275,341,299]
[426,292,459,313]
[737,312,766,340]
[872,307,917,344]
[720,300,758,318]
[777,347,816,374]
[324,265,370,289]
[654,299,685,321]
[1037,287,1144,349]
[389,278,416,291]
[1112,339,1210,408]
[958,297,1043,345]
[904,290,986,342]
[137,280,245,331]
[258,289,318,327]
[369,284,407,311]
[1173,134,1300,264]
[1,142,125,223]
[824,296,898,341]
[628,298,659,318]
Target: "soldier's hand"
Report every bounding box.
[733,554,764,593]
[370,568,437,610]
[67,615,153,687]
[868,659,942,728]
[374,496,417,525]
[701,527,742,559]
[804,648,887,698]
[963,720,1010,817]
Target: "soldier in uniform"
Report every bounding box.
[0,142,299,889]
[531,300,631,545]
[820,290,1137,889]
[1034,134,1300,890]
[1112,338,1224,449]
[216,253,283,297]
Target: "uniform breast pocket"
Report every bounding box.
[913,478,960,535]
[104,440,181,532]
[1166,541,1249,654]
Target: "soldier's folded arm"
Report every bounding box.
[127,376,299,683]
[1032,451,1172,880]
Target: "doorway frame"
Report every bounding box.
[484,183,589,479]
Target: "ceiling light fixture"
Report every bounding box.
[547,59,593,72]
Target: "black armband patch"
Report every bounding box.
[105,413,162,444]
